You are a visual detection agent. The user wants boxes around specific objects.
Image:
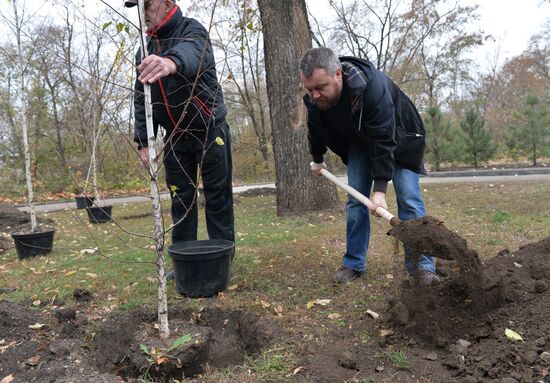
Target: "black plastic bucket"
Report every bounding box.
[75,195,95,209]
[86,205,112,224]
[167,240,234,298]
[11,229,55,259]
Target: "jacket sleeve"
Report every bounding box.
[133,48,148,148]
[163,19,213,80]
[360,74,397,193]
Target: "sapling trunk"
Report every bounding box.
[91,110,101,203]
[137,0,169,339]
[13,0,37,232]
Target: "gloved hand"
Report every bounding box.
[309,161,327,175]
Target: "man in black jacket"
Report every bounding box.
[300,47,437,285]
[126,0,234,249]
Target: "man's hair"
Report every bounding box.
[299,47,341,78]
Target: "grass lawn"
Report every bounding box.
[1,179,549,382]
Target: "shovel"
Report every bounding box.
[319,168,401,227]
[319,168,480,266]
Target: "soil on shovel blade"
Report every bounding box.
[390,215,483,290]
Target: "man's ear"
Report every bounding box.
[335,67,342,80]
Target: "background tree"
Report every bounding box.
[258,0,339,215]
[423,105,455,171]
[459,108,496,168]
[507,95,550,166]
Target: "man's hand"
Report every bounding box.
[310,161,327,175]
[138,55,177,84]
[369,191,388,217]
[139,147,150,168]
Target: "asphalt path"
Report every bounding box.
[16,172,550,214]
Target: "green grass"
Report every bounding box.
[1,180,549,382]
[381,349,415,370]
[246,349,299,382]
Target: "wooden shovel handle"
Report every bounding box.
[319,169,401,227]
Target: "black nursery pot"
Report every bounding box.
[11,229,55,259]
[86,205,112,224]
[168,239,234,298]
[75,195,95,209]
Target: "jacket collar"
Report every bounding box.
[147,5,180,37]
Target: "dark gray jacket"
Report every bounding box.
[304,56,425,193]
[133,6,227,148]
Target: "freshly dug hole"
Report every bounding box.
[90,307,274,381]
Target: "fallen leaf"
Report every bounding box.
[0,341,16,354]
[315,299,331,306]
[292,366,304,375]
[79,247,98,254]
[24,355,41,366]
[261,301,271,308]
[32,300,41,307]
[156,356,169,365]
[380,329,394,337]
[227,284,239,291]
[86,273,98,279]
[274,305,283,315]
[0,374,14,383]
[505,328,524,342]
[65,270,77,276]
[365,310,380,319]
[28,323,46,330]
[306,301,315,310]
[215,136,225,146]
[327,313,341,320]
[424,352,438,361]
[146,277,156,283]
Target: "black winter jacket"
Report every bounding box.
[305,56,425,193]
[133,6,227,148]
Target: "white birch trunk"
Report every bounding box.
[13,0,37,232]
[138,0,169,339]
[91,110,100,203]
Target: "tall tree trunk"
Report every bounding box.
[13,0,37,231]
[258,0,339,215]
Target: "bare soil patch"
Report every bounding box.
[0,301,275,382]
[299,237,550,382]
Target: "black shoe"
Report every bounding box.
[333,266,363,283]
[413,270,441,286]
[165,270,175,281]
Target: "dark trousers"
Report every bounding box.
[164,122,234,244]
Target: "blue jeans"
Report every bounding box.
[343,144,434,274]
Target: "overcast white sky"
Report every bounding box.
[4,0,550,69]
[308,0,550,68]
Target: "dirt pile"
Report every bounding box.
[392,237,550,382]
[0,300,274,382]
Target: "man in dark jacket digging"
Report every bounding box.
[126,0,234,260]
[300,47,438,285]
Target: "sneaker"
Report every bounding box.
[414,270,441,286]
[333,266,363,284]
[165,270,175,281]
